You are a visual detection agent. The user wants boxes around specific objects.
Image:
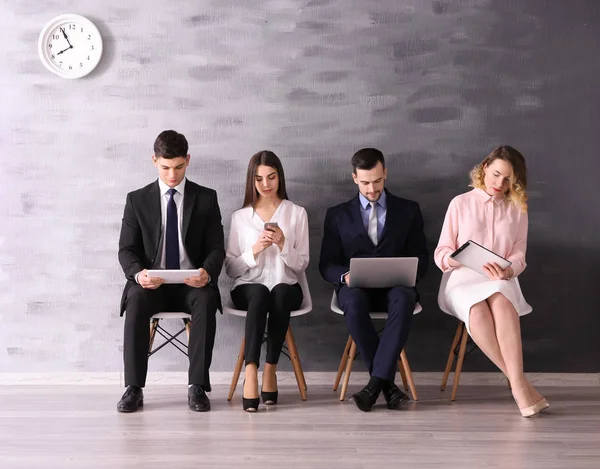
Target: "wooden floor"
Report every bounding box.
[1,384,599,469]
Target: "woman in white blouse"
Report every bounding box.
[225,151,309,412]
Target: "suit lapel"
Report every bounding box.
[182,184,196,241]
[379,190,394,241]
[351,194,371,241]
[148,181,162,255]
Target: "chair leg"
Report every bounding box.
[285,327,307,401]
[399,349,418,401]
[184,319,191,342]
[398,357,409,391]
[228,338,245,401]
[441,322,463,391]
[450,324,469,401]
[334,336,353,391]
[294,339,308,392]
[339,340,357,401]
[148,319,159,354]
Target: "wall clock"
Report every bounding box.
[38,14,103,79]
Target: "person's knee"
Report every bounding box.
[125,286,159,316]
[388,286,415,304]
[488,292,511,309]
[188,287,219,314]
[247,284,270,309]
[469,302,491,326]
[270,283,298,309]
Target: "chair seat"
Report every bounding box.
[151,312,191,319]
[223,274,313,318]
[330,292,422,317]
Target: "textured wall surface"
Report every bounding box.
[1,0,599,374]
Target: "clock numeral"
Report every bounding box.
[81,27,84,32]
[69,65,72,70]
[87,56,91,60]
[52,34,60,40]
[48,44,52,48]
[91,45,95,50]
[59,61,63,67]
[88,34,91,40]
[51,54,55,59]
[69,24,76,30]
[80,63,83,68]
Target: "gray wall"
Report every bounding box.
[1,0,599,374]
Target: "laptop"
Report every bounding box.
[348,257,418,288]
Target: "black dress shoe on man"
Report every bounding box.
[188,385,211,412]
[117,385,144,413]
[349,384,380,412]
[382,383,410,410]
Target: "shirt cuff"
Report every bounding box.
[135,271,143,284]
[341,271,350,284]
[242,249,258,268]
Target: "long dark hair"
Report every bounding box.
[242,151,289,208]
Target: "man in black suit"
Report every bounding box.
[319,148,428,412]
[117,130,225,413]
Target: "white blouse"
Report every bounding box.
[225,199,310,290]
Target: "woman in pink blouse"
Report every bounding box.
[435,146,549,417]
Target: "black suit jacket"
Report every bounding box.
[319,190,429,293]
[118,179,225,315]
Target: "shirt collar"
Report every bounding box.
[473,187,505,205]
[158,177,186,197]
[359,190,387,210]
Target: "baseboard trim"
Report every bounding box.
[0,372,598,386]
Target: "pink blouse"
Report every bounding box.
[434,188,528,277]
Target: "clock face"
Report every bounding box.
[38,15,103,79]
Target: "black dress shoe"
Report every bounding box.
[188,385,211,412]
[349,384,380,412]
[117,386,143,413]
[382,383,410,410]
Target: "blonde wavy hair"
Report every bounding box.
[469,145,528,211]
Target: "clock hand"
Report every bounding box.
[60,27,73,48]
[56,45,73,55]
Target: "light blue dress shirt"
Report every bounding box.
[358,191,387,241]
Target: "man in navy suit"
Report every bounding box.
[117,130,224,413]
[319,148,428,412]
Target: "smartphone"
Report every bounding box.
[264,222,278,231]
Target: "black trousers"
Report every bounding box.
[337,285,416,382]
[123,283,219,390]
[231,282,303,367]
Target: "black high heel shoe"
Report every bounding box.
[261,389,278,405]
[242,380,259,412]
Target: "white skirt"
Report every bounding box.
[439,267,532,334]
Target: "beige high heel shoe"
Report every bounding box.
[513,387,541,418]
[527,383,550,413]
[534,398,550,413]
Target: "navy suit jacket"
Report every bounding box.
[319,190,429,294]
[118,179,225,316]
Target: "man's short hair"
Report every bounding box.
[154,130,188,159]
[351,148,385,173]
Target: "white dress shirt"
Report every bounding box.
[225,199,309,290]
[136,178,193,283]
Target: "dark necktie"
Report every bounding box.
[165,188,180,269]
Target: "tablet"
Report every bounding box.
[450,240,511,277]
[348,257,418,288]
[146,269,200,284]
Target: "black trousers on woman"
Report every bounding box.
[231,282,303,367]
